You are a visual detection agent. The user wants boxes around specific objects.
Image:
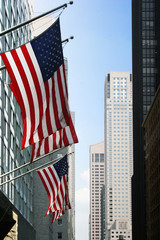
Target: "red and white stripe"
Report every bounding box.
[51,201,71,223]
[49,175,71,213]
[30,115,78,162]
[37,165,71,218]
[1,43,70,149]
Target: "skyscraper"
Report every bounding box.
[142,86,160,240]
[89,141,105,240]
[0,0,35,239]
[104,72,133,240]
[132,1,160,239]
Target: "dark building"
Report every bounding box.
[143,86,160,240]
[132,0,160,239]
[0,191,35,240]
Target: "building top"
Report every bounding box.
[90,141,104,153]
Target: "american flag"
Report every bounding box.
[0,18,70,149]
[37,154,71,222]
[30,114,78,162]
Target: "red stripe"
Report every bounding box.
[44,137,49,154]
[37,170,51,215]
[62,62,68,99]
[57,67,70,125]
[47,167,59,212]
[69,117,78,143]
[48,166,59,198]
[21,45,44,144]
[64,176,68,204]
[44,81,53,135]
[9,83,20,104]
[30,144,35,163]
[59,178,65,208]
[62,129,69,146]
[52,76,62,130]
[30,115,78,162]
[1,52,27,149]
[36,141,41,158]
[52,180,63,211]
[43,167,59,215]
[59,130,62,148]
[53,130,58,149]
[11,50,35,148]
[52,210,62,223]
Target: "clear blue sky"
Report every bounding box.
[34,0,132,239]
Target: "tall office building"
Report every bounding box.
[104,72,133,240]
[142,86,160,240]
[0,1,35,239]
[101,185,105,240]
[132,1,160,239]
[89,141,105,240]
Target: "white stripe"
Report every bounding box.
[45,167,58,214]
[26,43,47,142]
[34,141,39,159]
[65,125,73,144]
[40,166,60,215]
[60,177,66,207]
[48,79,56,133]
[54,71,66,128]
[39,170,53,211]
[47,167,59,200]
[46,166,61,214]
[40,139,45,156]
[49,135,53,152]
[6,51,31,148]
[40,80,51,139]
[59,65,70,116]
[16,47,40,144]
[52,194,61,211]
[56,131,61,148]
[54,176,65,211]
[61,130,65,147]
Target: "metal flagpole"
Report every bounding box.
[0,2,73,37]
[0,153,73,186]
[0,36,74,71]
[0,146,67,178]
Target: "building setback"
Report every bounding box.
[104,72,133,240]
[132,0,160,239]
[142,86,160,240]
[89,141,105,240]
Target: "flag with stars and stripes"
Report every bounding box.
[0,18,70,149]
[37,154,71,222]
[30,114,78,162]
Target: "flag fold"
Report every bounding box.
[30,114,78,162]
[0,18,70,149]
[37,154,71,222]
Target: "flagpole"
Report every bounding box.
[0,153,73,186]
[0,2,73,37]
[0,146,68,178]
[0,36,74,72]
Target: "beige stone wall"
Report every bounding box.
[4,211,18,240]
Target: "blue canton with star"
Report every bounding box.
[54,155,68,180]
[31,18,63,82]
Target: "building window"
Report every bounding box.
[95,154,99,162]
[58,232,62,239]
[58,218,62,225]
